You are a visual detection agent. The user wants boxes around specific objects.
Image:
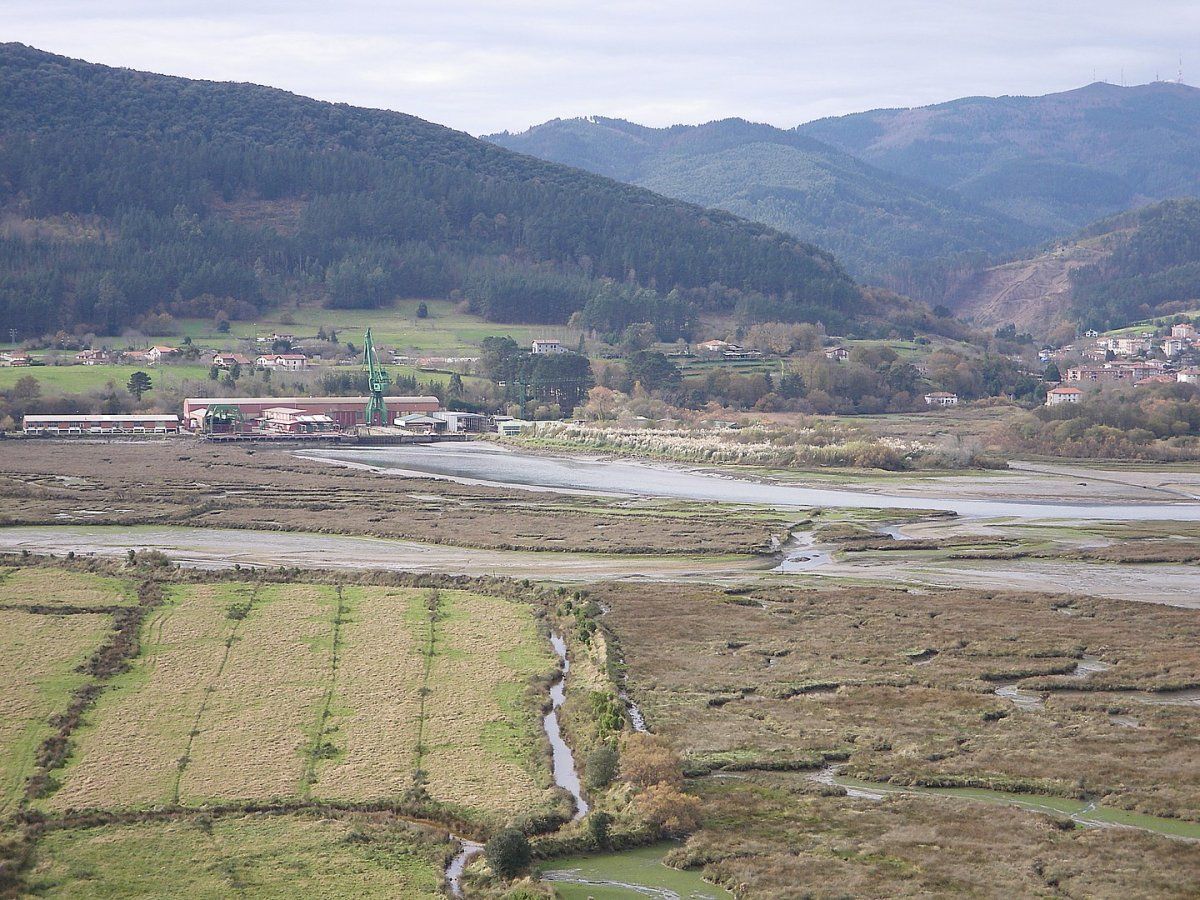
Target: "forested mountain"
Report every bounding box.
[0,44,870,339]
[801,81,1200,234]
[487,116,1040,279]
[944,199,1200,334]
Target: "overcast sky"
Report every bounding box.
[5,1,1198,135]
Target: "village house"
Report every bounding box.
[1177,367,1200,384]
[1045,386,1083,406]
[146,345,178,365]
[211,352,252,369]
[923,391,959,407]
[255,352,308,371]
[724,347,762,360]
[824,346,850,360]
[0,352,31,367]
[255,332,296,346]
[698,339,732,354]
[530,339,566,355]
[75,349,107,365]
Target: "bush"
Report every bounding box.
[485,828,531,878]
[587,810,614,849]
[584,745,619,790]
[620,734,683,789]
[637,783,702,834]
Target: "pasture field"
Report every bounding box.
[0,363,211,394]
[171,298,573,355]
[41,579,557,820]
[420,590,557,815]
[0,567,134,609]
[46,583,253,810]
[0,608,110,813]
[23,814,449,899]
[594,581,1200,820]
[310,587,425,800]
[179,583,336,802]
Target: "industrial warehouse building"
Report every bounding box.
[23,414,180,435]
[182,395,440,430]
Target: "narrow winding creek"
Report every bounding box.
[547,632,590,821]
[447,630,589,896]
[812,768,1200,840]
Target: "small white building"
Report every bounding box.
[1178,367,1200,384]
[531,339,566,355]
[438,411,489,433]
[146,345,178,364]
[394,413,446,434]
[1046,386,1083,406]
[824,346,850,360]
[923,391,959,407]
[212,352,252,369]
[496,418,533,436]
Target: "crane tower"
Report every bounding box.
[363,328,390,426]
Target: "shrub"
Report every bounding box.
[485,828,531,879]
[620,734,683,789]
[584,745,619,790]
[587,810,614,848]
[637,783,702,834]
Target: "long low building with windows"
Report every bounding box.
[23,414,180,435]
[182,395,441,430]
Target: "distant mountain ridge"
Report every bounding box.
[800,81,1200,234]
[487,116,1040,279]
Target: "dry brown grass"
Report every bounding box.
[421,590,557,816]
[179,584,336,802]
[44,583,244,810]
[310,587,426,801]
[593,581,1200,819]
[684,773,1200,898]
[0,441,785,555]
[0,608,109,813]
[0,567,133,609]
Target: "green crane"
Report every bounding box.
[363,328,390,426]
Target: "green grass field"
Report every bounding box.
[0,363,212,395]
[171,298,577,355]
[24,814,449,899]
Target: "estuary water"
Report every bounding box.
[298,444,1200,521]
